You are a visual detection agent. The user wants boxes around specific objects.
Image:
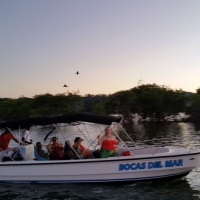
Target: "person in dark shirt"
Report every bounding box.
[46,137,63,160]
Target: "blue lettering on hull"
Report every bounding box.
[148,161,163,169]
[119,162,146,171]
[165,159,183,167]
[119,159,183,171]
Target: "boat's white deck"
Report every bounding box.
[115,146,194,157]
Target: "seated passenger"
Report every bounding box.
[46,137,63,160]
[63,141,79,160]
[72,137,89,158]
[97,126,120,158]
[34,142,50,161]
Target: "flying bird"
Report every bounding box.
[63,84,68,87]
[76,71,79,75]
[138,79,143,85]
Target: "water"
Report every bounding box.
[1,122,200,200]
[0,177,200,200]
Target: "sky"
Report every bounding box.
[1,0,200,98]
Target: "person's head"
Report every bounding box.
[52,137,58,143]
[25,125,31,130]
[36,142,42,149]
[74,137,83,143]
[105,126,111,136]
[5,127,11,133]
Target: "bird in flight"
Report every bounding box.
[138,79,143,85]
[76,71,79,75]
[63,84,68,87]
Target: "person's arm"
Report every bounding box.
[113,136,120,144]
[13,137,20,143]
[97,135,104,145]
[116,140,120,144]
[5,132,20,144]
[37,149,49,158]
[46,139,53,150]
[22,137,32,144]
[10,134,20,144]
[73,143,78,150]
[58,142,63,148]
[80,144,89,157]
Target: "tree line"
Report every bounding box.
[0,84,200,123]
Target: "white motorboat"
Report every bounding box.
[0,113,200,183]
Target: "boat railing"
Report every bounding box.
[137,135,200,147]
[122,135,200,155]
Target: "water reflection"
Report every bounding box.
[122,123,185,140]
[0,177,199,200]
[119,122,200,147]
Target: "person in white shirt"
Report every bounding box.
[21,125,33,145]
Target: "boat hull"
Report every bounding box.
[0,152,200,183]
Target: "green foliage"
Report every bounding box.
[197,88,200,94]
[0,97,32,120]
[130,84,186,121]
[100,90,136,122]
[186,93,200,120]
[0,93,82,120]
[82,94,107,113]
[0,84,199,122]
[31,93,82,115]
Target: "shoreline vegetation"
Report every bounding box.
[0,84,200,124]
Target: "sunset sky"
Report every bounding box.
[1,0,200,98]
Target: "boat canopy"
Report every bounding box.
[0,113,122,129]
